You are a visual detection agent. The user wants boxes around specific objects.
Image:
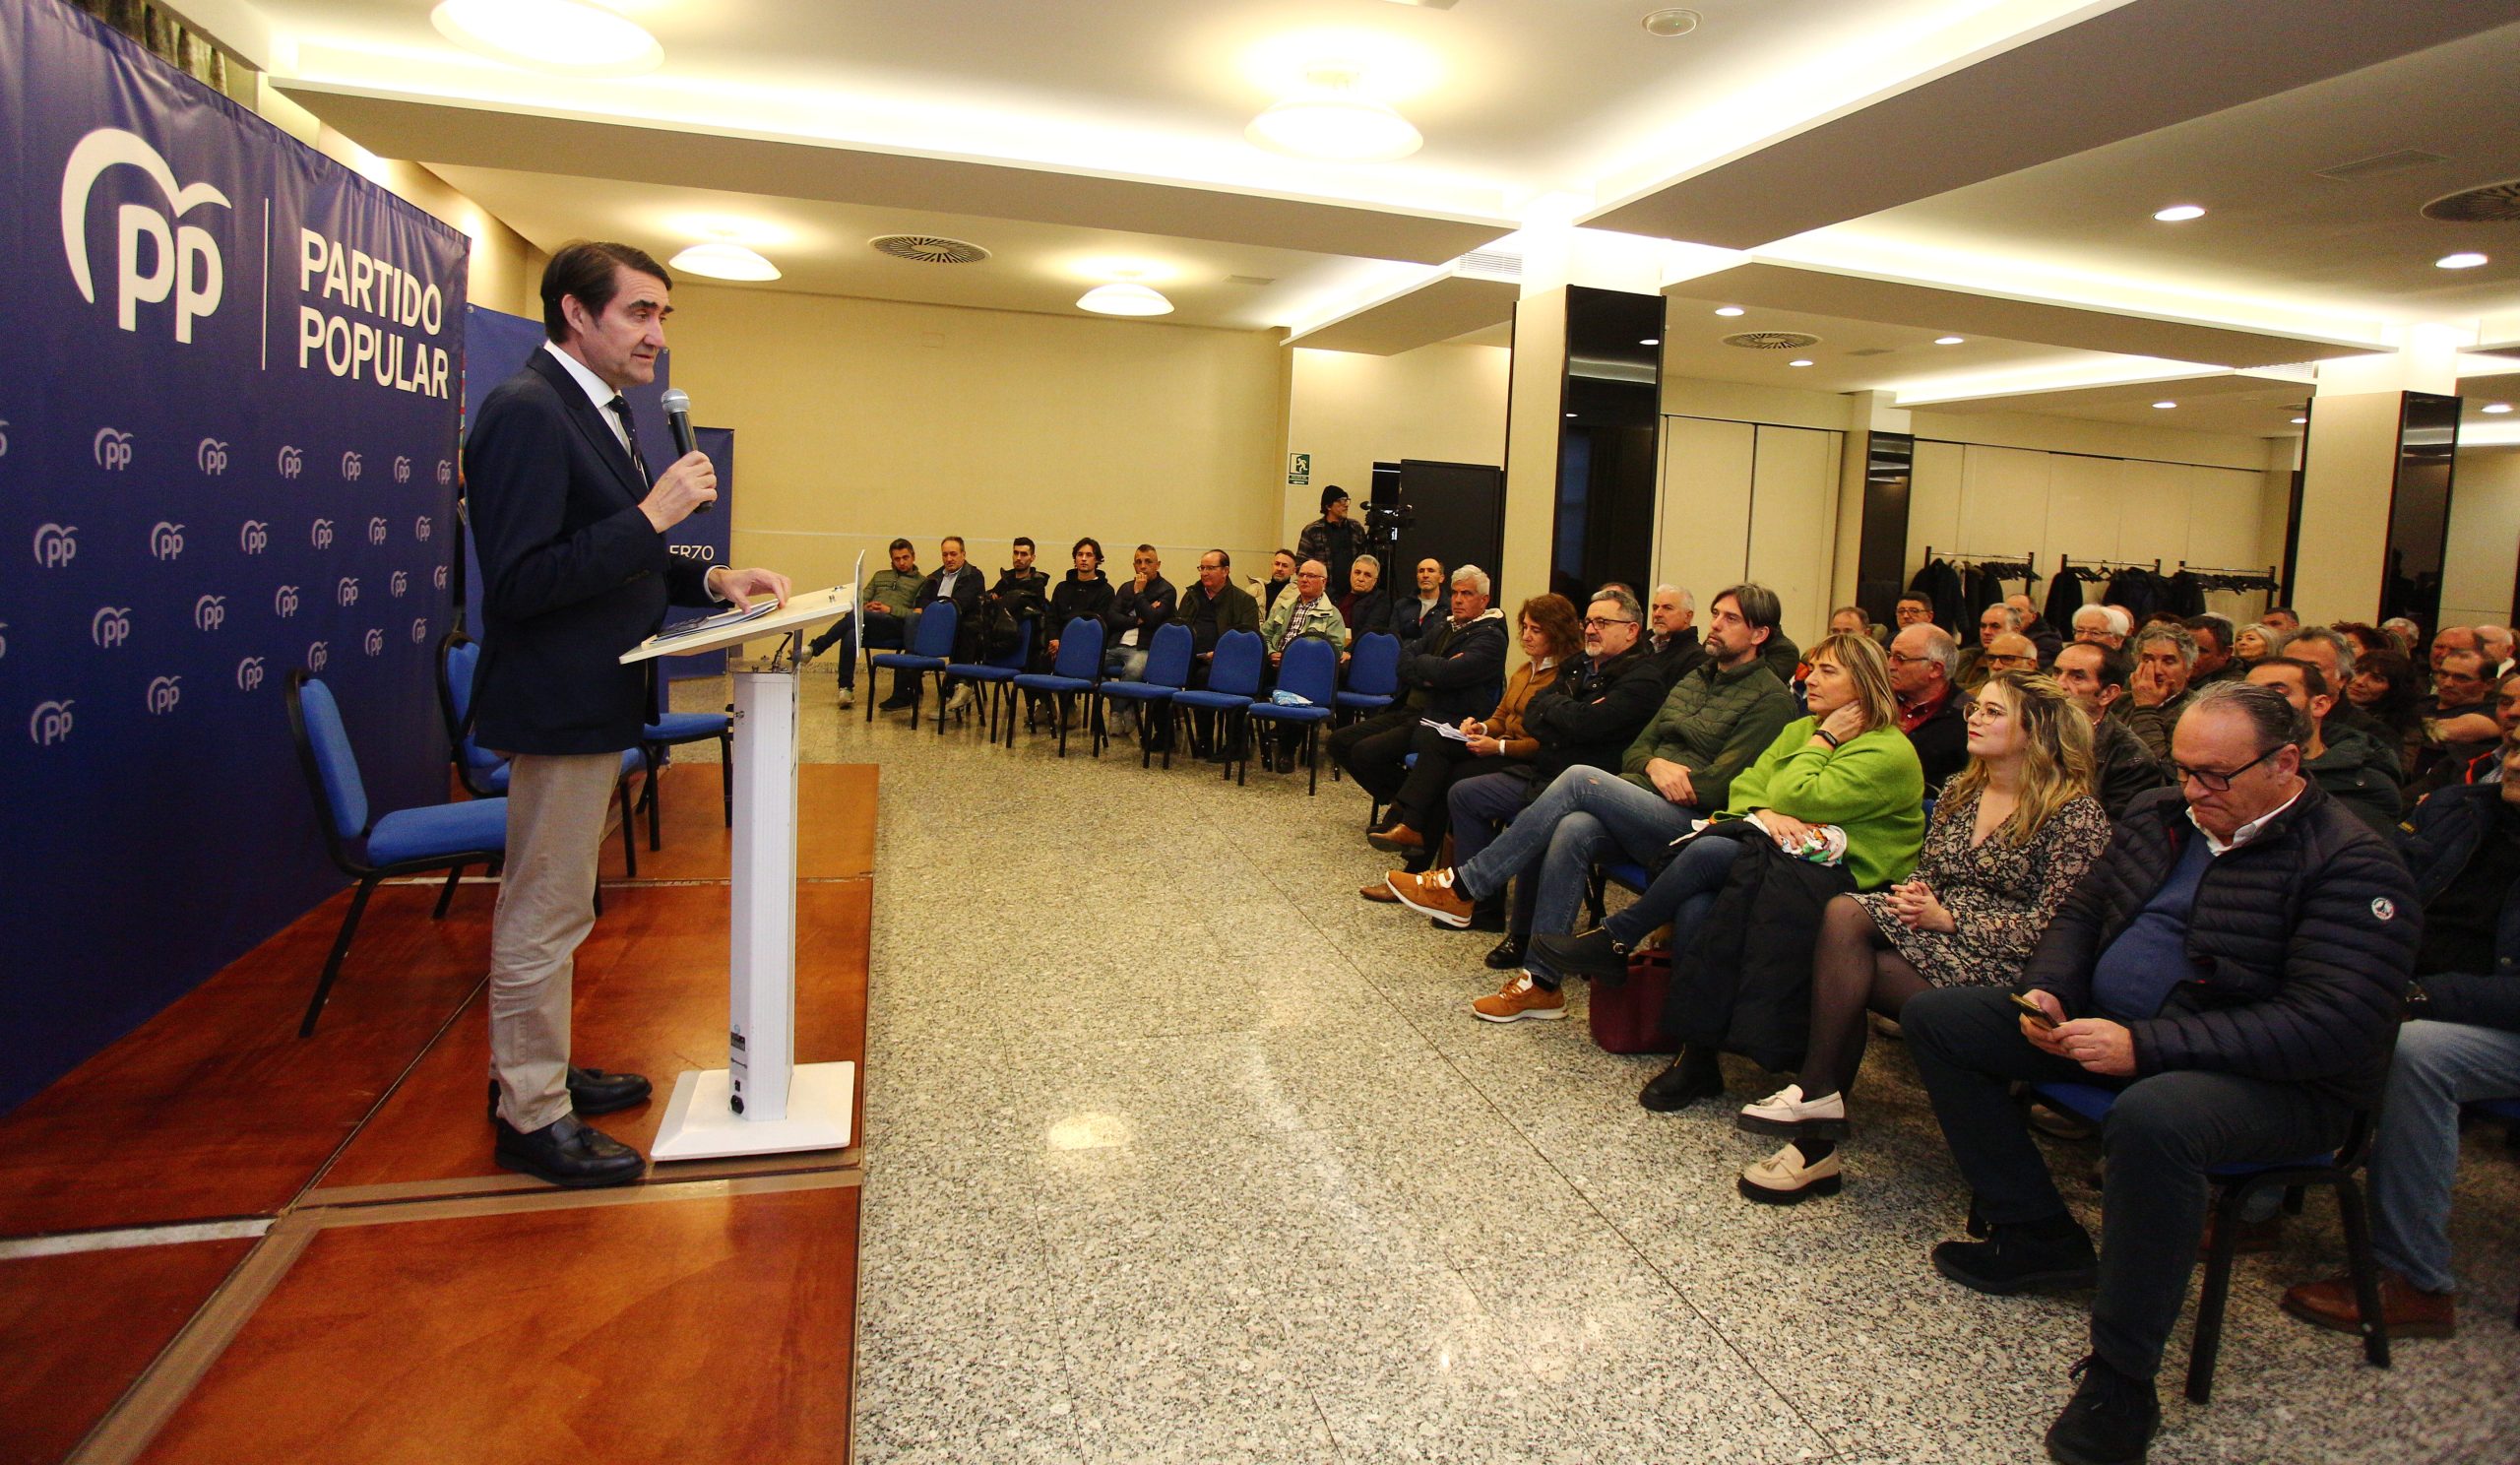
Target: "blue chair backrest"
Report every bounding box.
[1053,615,1105,678]
[1345,632,1402,696]
[986,617,1035,671]
[442,640,504,771]
[909,600,959,658]
[1140,621,1193,689]
[1207,629,1265,697]
[1278,636,1339,706]
[293,675,369,839]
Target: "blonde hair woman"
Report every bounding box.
[1737,669,2112,1202]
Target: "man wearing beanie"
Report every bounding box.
[1297,484,1365,596]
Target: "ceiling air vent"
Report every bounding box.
[2422,179,2520,223]
[2312,149,2448,183]
[1722,331,1819,350]
[869,234,991,264]
[1224,275,1277,287]
[1845,347,1894,357]
[1457,250,1523,281]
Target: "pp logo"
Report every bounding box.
[235,656,265,691]
[409,616,429,644]
[145,675,182,715]
[0,621,8,659]
[196,437,228,475]
[336,576,359,607]
[341,451,363,481]
[366,516,388,546]
[94,427,134,470]
[32,523,78,569]
[390,569,410,599]
[433,564,449,591]
[194,594,225,631]
[91,606,132,649]
[307,640,329,672]
[276,444,304,478]
[413,515,433,542]
[29,700,74,746]
[239,519,269,554]
[149,521,185,560]
[435,459,452,485]
[362,627,384,657]
[310,518,335,549]
[393,456,411,483]
[0,419,10,457]
[61,129,228,342]
[274,584,300,617]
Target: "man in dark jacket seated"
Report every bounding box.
[2281,737,2520,1342]
[2246,657,2402,834]
[2051,640,2172,818]
[906,536,985,714]
[1644,584,1705,688]
[1888,621,1969,794]
[1901,682,2420,1465]
[1330,566,1507,800]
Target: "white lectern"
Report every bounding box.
[621,584,857,1161]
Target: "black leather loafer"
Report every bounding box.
[486,1066,654,1121]
[1483,935,1527,971]
[493,1115,645,1188]
[1638,1049,1725,1112]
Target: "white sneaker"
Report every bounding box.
[1736,1083,1846,1137]
[945,684,976,717]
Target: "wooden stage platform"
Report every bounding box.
[0,763,874,1465]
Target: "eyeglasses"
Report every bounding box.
[1985,654,2038,668]
[1582,616,1636,630]
[2173,745,2279,793]
[1886,652,1927,667]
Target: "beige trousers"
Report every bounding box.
[487,751,619,1131]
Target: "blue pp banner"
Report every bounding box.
[0,0,468,1111]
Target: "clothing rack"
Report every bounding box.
[2176,560,2282,593]
[1922,545,2039,570]
[2056,554,2160,577]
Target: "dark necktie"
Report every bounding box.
[605,395,647,484]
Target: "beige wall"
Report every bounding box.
[2443,445,2520,631]
[1282,342,1509,550]
[1655,417,1848,642]
[661,285,1288,595]
[1500,290,1570,611]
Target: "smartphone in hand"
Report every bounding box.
[2010,991,2058,1030]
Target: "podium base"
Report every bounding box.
[649,1061,856,1161]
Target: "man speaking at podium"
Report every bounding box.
[467,241,790,1187]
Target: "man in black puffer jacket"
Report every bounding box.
[1902,682,2419,1465]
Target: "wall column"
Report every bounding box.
[1499,287,1566,608]
[2293,341,2461,625]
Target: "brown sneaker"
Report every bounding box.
[1472,972,1565,1023]
[2282,1269,2455,1339]
[1366,822,1424,853]
[1387,867,1477,927]
[1360,879,1399,903]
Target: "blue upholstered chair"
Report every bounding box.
[2031,1080,2390,1402]
[1336,631,1402,720]
[436,632,642,873]
[1172,629,1265,781]
[1246,635,1338,795]
[867,600,959,732]
[288,670,510,1037]
[943,617,1035,740]
[642,658,733,847]
[1095,622,1193,769]
[1010,615,1105,757]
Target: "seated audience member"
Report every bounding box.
[1894,594,1936,631]
[2247,657,2403,834]
[2335,621,2393,662]
[2428,624,2478,679]
[990,535,1053,636]
[1900,683,2418,1465]
[1380,585,1796,973]
[2009,593,2065,665]
[2285,626,2379,742]
[2418,646,2498,780]
[2262,605,2300,635]
[2476,623,2515,675]
[2384,616,2424,656]
[904,535,985,713]
[2184,614,2242,688]
[1889,622,1970,794]
[2343,646,2425,776]
[2119,623,2198,760]
[809,536,920,708]
[1966,631,2040,692]
[2230,620,2287,670]
[2051,641,2173,818]
[1296,485,1364,591]
[1176,548,1259,757]
[1517,633,1923,1030]
[1958,604,2026,685]
[2282,739,2520,1341]
[2072,604,2125,651]
[1329,566,1499,796]
[1829,604,1890,649]
[1645,584,1705,687]
[1393,557,1446,646]
[2412,668,2520,795]
[1260,558,1351,667]
[1366,594,1580,858]
[1253,548,1296,615]
[1104,543,1176,682]
[1338,553,1393,637]
[1045,537,1115,659]
[1733,671,2110,1201]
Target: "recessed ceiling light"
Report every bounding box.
[1247,65,1421,161]
[669,242,780,282]
[1933,336,1965,346]
[2436,252,2489,269]
[2153,205,2206,223]
[1642,8,1701,36]
[2291,416,2308,424]
[430,0,661,74]
[1714,305,1744,317]
[2486,403,2515,414]
[1639,337,1660,346]
[1788,358,1813,367]
[1565,412,1579,417]
[2152,401,2177,409]
[1077,283,1174,317]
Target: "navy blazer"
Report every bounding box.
[464,349,716,754]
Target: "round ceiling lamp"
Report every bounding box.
[2153,205,2206,223]
[669,242,780,282]
[1078,283,1174,317]
[2435,252,2489,270]
[1247,66,1422,162]
[430,0,662,74]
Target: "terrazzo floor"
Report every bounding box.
[680,672,2520,1465]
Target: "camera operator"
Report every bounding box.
[1297,485,1365,593]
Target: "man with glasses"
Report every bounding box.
[1967,630,2040,691]
[1894,594,1936,631]
[2420,647,2499,781]
[1176,548,1258,759]
[1901,682,2418,1465]
[1887,621,1969,794]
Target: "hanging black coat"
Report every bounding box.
[1653,833,1858,1069]
[2044,566,2095,633]
[1909,558,1966,632]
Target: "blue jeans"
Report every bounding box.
[2371,1018,2520,1293]
[1453,767,1697,942]
[1446,769,1532,868]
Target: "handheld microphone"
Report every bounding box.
[659,388,709,513]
